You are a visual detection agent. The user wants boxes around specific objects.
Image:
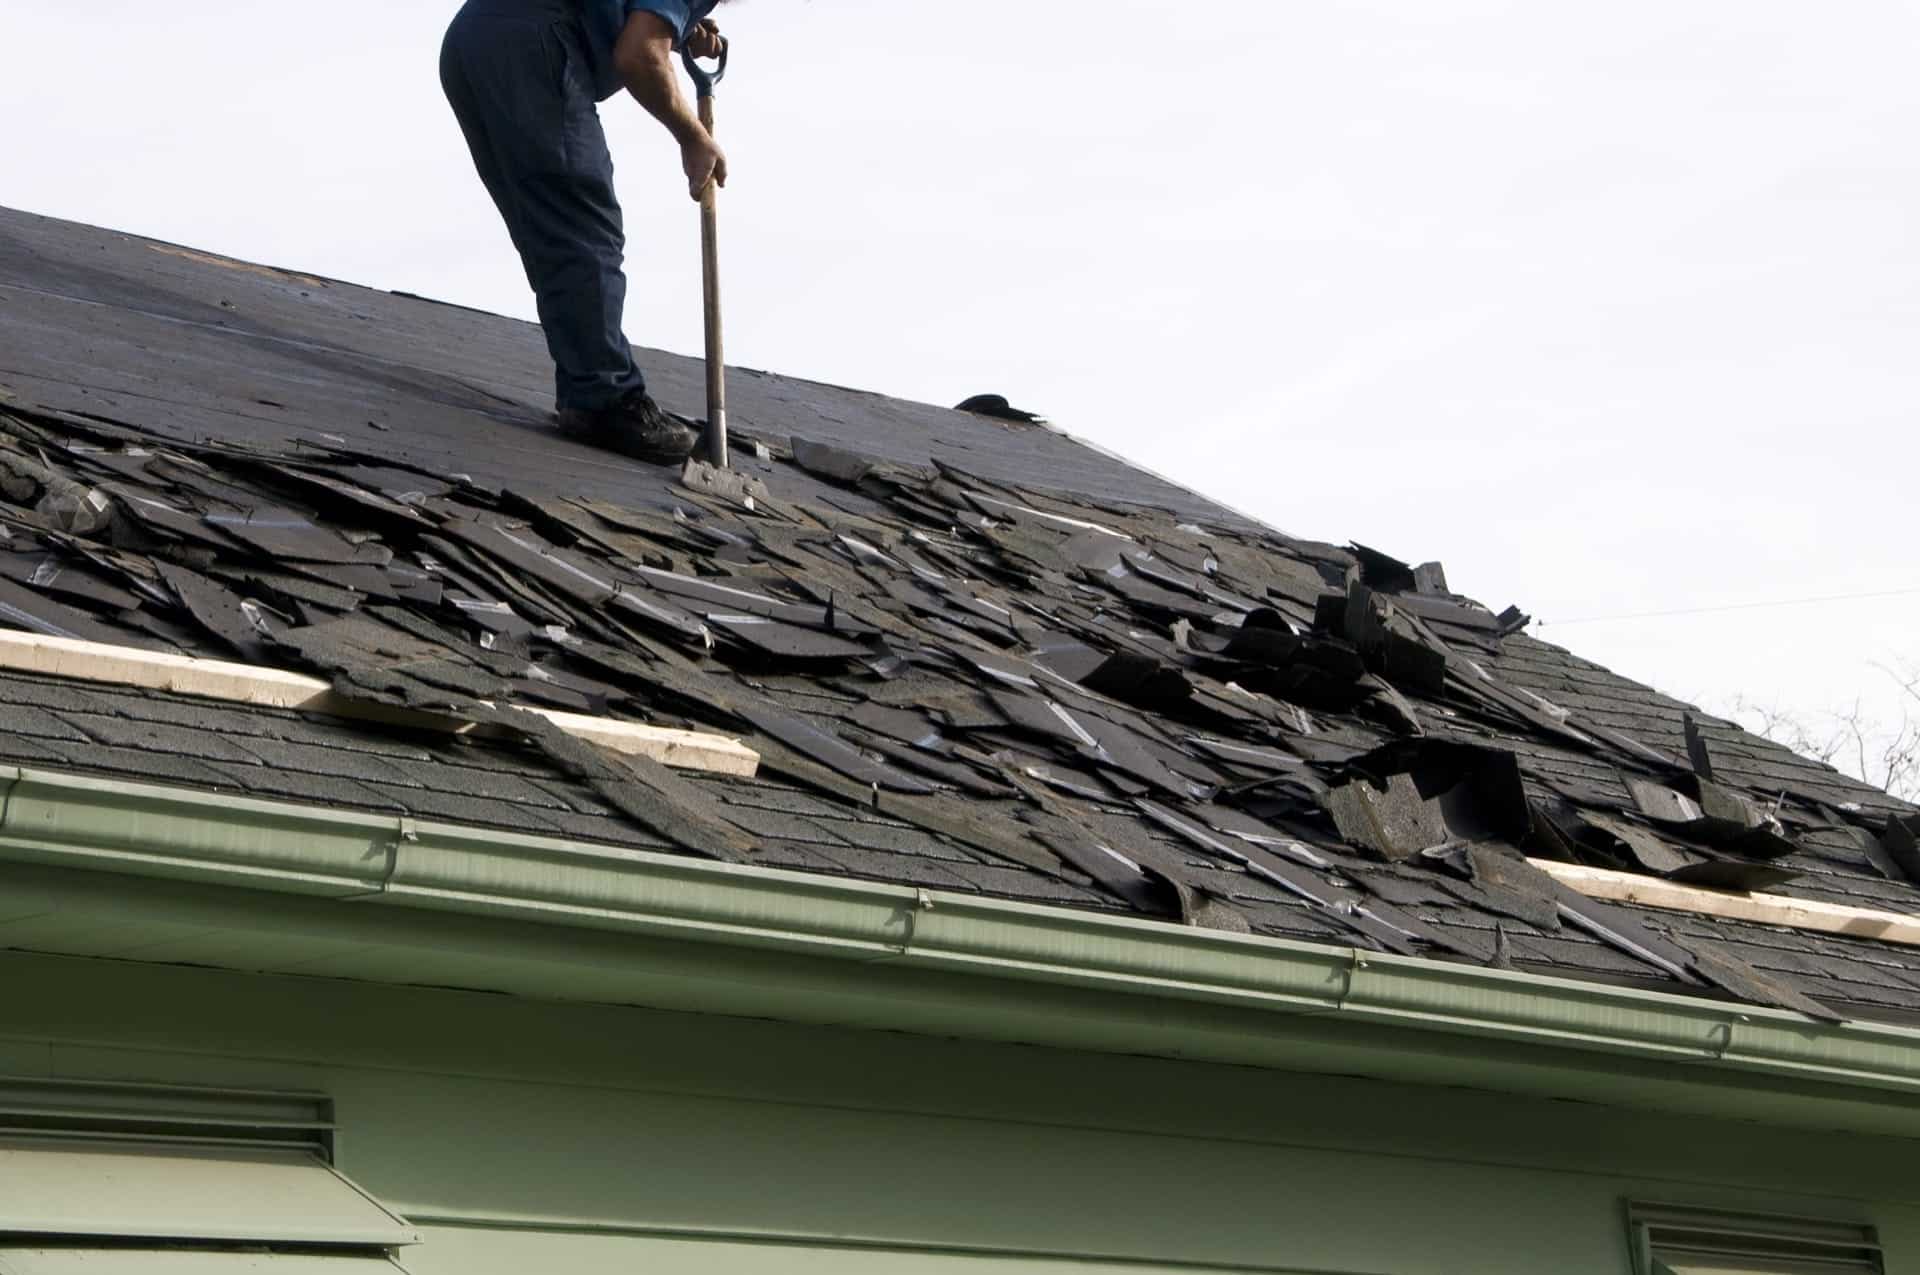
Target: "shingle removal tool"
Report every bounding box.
[683,38,730,469]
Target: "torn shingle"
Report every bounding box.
[737,700,936,795]
[790,437,875,486]
[157,561,279,663]
[0,575,159,647]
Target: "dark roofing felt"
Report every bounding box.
[2,204,1918,1023]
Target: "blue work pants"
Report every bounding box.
[440,0,647,412]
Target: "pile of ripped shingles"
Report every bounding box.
[3,403,1917,1022]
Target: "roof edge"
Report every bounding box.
[5,764,1920,1135]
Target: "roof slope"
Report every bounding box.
[2,205,1917,1022]
[0,208,1246,527]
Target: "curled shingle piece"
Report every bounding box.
[789,437,875,486]
[953,394,1046,425]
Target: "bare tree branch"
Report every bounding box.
[1725,689,1920,802]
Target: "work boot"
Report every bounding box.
[557,390,699,464]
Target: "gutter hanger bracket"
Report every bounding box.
[0,766,20,833]
[1335,947,1370,1012]
[1709,1014,1752,1062]
[895,888,937,954]
[339,815,415,902]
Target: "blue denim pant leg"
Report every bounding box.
[440,2,646,412]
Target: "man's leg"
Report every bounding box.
[439,14,513,238]
[513,77,645,414]
[440,10,645,414]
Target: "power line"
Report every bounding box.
[1540,586,1920,628]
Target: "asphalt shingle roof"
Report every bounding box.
[3,204,1917,1023]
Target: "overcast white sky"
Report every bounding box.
[5,1,1918,782]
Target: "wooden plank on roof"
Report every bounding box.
[0,630,758,778]
[1532,858,1920,949]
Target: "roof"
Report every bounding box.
[2,203,1917,1023]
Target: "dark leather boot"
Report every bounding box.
[557,390,699,464]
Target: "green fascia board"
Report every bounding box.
[5,764,1920,1123]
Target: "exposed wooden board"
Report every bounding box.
[1532,858,1920,949]
[534,707,756,778]
[0,630,758,778]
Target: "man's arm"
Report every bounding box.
[611,11,727,200]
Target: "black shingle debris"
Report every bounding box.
[1882,815,1920,883]
[953,395,1046,426]
[1,400,1917,1020]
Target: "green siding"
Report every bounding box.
[0,951,1910,1275]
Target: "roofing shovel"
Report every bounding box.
[683,38,730,468]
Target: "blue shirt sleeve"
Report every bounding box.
[626,0,694,46]
[582,0,717,100]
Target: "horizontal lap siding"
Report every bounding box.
[0,951,1910,1275]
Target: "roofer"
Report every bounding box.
[440,0,729,464]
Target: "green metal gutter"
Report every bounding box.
[5,764,1920,1130]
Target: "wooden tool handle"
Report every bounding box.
[697,95,727,468]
